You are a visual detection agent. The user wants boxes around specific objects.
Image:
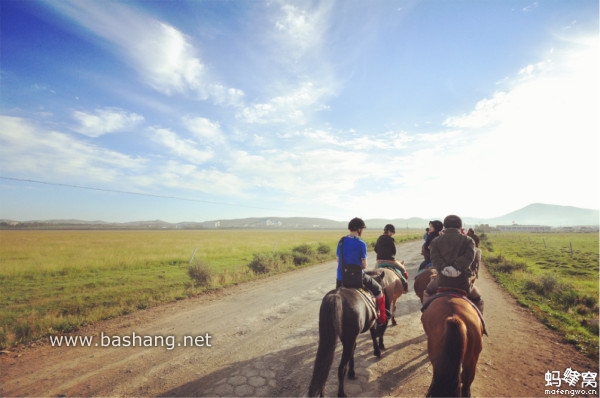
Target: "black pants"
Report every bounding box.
[336,274,382,296]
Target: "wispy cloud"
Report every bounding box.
[182,116,225,145]
[273,2,333,62]
[150,127,214,164]
[72,107,144,137]
[44,0,244,104]
[236,82,331,125]
[0,116,145,182]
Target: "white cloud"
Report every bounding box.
[236,82,331,124]
[150,127,214,164]
[72,108,144,137]
[274,2,332,60]
[0,116,242,198]
[398,34,600,217]
[0,116,145,182]
[182,116,225,145]
[44,0,244,105]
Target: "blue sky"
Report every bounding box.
[1,0,598,223]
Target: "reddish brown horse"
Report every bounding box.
[413,268,437,303]
[421,295,484,397]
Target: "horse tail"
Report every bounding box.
[308,292,342,397]
[427,316,466,397]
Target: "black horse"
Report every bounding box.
[307,272,390,397]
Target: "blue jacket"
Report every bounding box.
[336,235,367,281]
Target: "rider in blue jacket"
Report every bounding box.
[336,218,387,324]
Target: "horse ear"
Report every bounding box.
[378,270,385,279]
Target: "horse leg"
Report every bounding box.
[370,326,382,356]
[460,343,482,397]
[461,362,476,397]
[391,296,398,326]
[348,341,356,379]
[337,339,356,397]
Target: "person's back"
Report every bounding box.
[424,215,484,314]
[374,224,408,292]
[430,228,475,293]
[338,235,367,268]
[374,233,396,261]
[336,218,387,324]
[467,228,480,248]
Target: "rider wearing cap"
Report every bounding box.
[423,215,484,314]
[374,224,409,292]
[336,217,387,324]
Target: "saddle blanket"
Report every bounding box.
[376,263,407,283]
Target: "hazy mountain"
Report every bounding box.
[462,203,599,227]
[1,203,597,230]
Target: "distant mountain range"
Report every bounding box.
[1,203,598,230]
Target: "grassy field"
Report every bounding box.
[480,232,599,359]
[0,228,420,348]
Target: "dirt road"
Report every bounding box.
[1,240,597,397]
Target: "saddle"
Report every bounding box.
[355,288,377,313]
[376,263,407,284]
[421,289,488,336]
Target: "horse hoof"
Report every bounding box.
[379,343,386,350]
[374,349,381,358]
[348,370,356,379]
[392,319,397,326]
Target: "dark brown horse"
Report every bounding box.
[307,272,390,397]
[413,267,437,303]
[421,294,484,397]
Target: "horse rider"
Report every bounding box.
[336,217,387,324]
[423,215,484,314]
[374,224,409,292]
[418,220,443,272]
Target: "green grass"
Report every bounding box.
[0,229,421,348]
[480,232,599,359]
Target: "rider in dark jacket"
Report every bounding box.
[419,220,443,271]
[374,224,409,292]
[423,215,484,314]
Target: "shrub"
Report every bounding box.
[15,322,31,343]
[277,251,295,265]
[0,328,6,348]
[487,255,527,273]
[539,274,559,296]
[292,244,314,255]
[292,252,311,266]
[247,253,280,274]
[317,243,331,255]
[187,261,213,288]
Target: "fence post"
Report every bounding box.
[570,242,573,255]
[189,247,198,263]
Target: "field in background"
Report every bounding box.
[481,232,599,359]
[0,228,420,348]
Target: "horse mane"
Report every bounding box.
[365,269,384,282]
